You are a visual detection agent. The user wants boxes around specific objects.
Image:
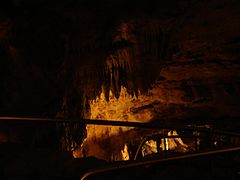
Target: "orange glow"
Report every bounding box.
[73,86,155,160]
[90,86,154,121]
[73,86,187,160]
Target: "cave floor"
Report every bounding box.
[0,142,239,180]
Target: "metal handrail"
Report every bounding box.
[133,134,200,160]
[1,116,239,179]
[0,116,239,135]
[0,116,185,128]
[80,146,240,180]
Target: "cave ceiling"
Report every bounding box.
[0,0,240,124]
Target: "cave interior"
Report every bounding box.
[0,0,240,179]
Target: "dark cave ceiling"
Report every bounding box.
[0,0,240,124]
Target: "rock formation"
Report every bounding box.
[0,0,240,153]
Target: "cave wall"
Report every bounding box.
[1,0,239,118]
[0,0,240,151]
[0,5,64,116]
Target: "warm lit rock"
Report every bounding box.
[0,0,240,155]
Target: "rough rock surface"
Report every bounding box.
[0,0,240,152]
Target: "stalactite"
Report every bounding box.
[141,23,164,60]
[59,18,174,151]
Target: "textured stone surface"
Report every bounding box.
[0,0,240,152]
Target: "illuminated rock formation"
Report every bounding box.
[0,0,240,153]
